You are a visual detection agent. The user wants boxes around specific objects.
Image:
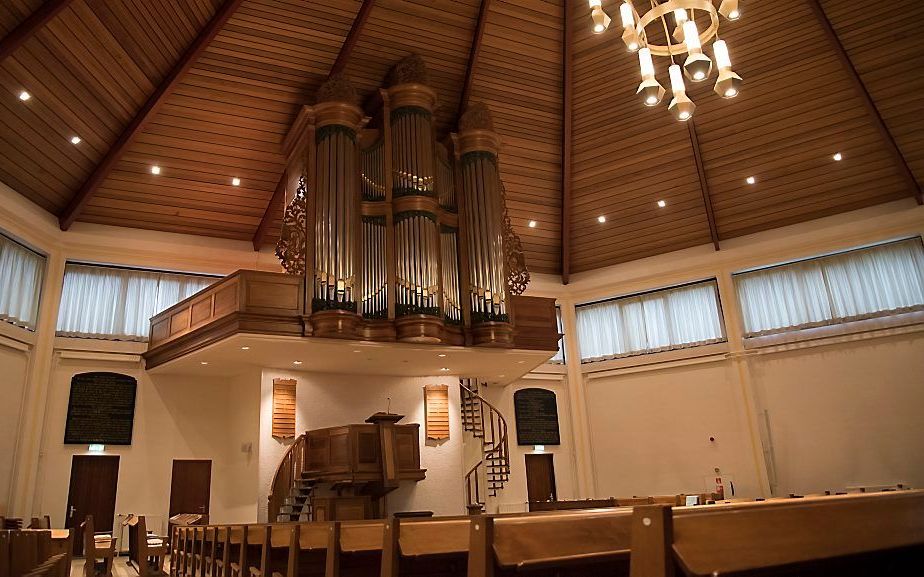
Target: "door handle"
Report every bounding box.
[68,506,76,519]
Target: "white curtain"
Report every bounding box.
[57,264,215,341]
[0,233,45,330]
[735,238,924,337]
[577,280,725,362]
[550,307,565,364]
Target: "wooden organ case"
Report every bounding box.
[276,54,545,346]
[144,55,559,368]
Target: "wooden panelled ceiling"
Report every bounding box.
[0,0,921,277]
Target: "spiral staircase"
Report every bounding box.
[460,378,510,513]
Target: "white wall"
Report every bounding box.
[586,360,762,499]
[558,199,924,500]
[0,338,30,514]
[749,332,924,495]
[258,370,464,521]
[481,377,577,512]
[35,356,261,533]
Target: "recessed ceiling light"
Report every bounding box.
[293,360,302,365]
[151,165,161,175]
[438,353,447,358]
[657,200,666,208]
[241,346,250,350]
[200,361,209,365]
[440,367,449,371]
[18,91,30,101]
[232,177,241,186]
[832,152,843,161]
[528,220,537,228]
[597,215,606,223]
[352,349,361,353]
[70,136,81,145]
[746,176,756,185]
[517,360,526,364]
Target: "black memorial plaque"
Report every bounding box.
[514,388,560,446]
[64,372,137,445]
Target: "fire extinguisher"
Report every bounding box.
[714,467,725,500]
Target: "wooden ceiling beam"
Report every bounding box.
[252,171,286,251]
[0,0,75,62]
[252,0,377,250]
[806,0,922,205]
[328,0,377,77]
[457,0,492,123]
[687,120,720,251]
[58,0,245,231]
[561,2,573,284]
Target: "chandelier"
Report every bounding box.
[589,0,743,121]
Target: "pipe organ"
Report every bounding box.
[275,55,533,347]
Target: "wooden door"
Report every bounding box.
[65,455,120,555]
[525,453,557,503]
[169,460,212,517]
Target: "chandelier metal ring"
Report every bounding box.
[636,0,719,57]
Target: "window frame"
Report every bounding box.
[575,277,728,363]
[732,236,924,339]
[0,229,47,331]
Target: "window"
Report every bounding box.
[0,232,45,330]
[550,306,565,364]
[735,238,924,337]
[576,280,725,362]
[56,263,217,341]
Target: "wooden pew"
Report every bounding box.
[215,526,245,577]
[327,520,385,577]
[134,516,169,577]
[467,509,634,576]
[82,516,116,577]
[629,491,924,576]
[22,552,67,577]
[27,518,51,530]
[380,516,469,577]
[1,531,10,577]
[282,523,329,577]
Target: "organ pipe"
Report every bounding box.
[458,104,508,324]
[311,82,364,317]
[275,56,525,345]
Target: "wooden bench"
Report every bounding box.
[467,508,634,576]
[380,516,470,577]
[82,515,117,577]
[133,516,169,577]
[22,552,67,577]
[629,491,924,576]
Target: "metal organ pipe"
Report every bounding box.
[459,104,508,324]
[312,100,362,314]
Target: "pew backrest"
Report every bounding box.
[468,508,633,574]
[629,490,924,577]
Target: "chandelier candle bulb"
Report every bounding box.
[668,64,696,121]
[637,47,666,106]
[712,40,742,98]
[682,20,713,82]
[672,8,688,42]
[719,0,740,20]
[619,2,639,50]
[620,2,635,28]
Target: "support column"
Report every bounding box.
[9,248,65,516]
[716,270,772,497]
[559,300,595,498]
